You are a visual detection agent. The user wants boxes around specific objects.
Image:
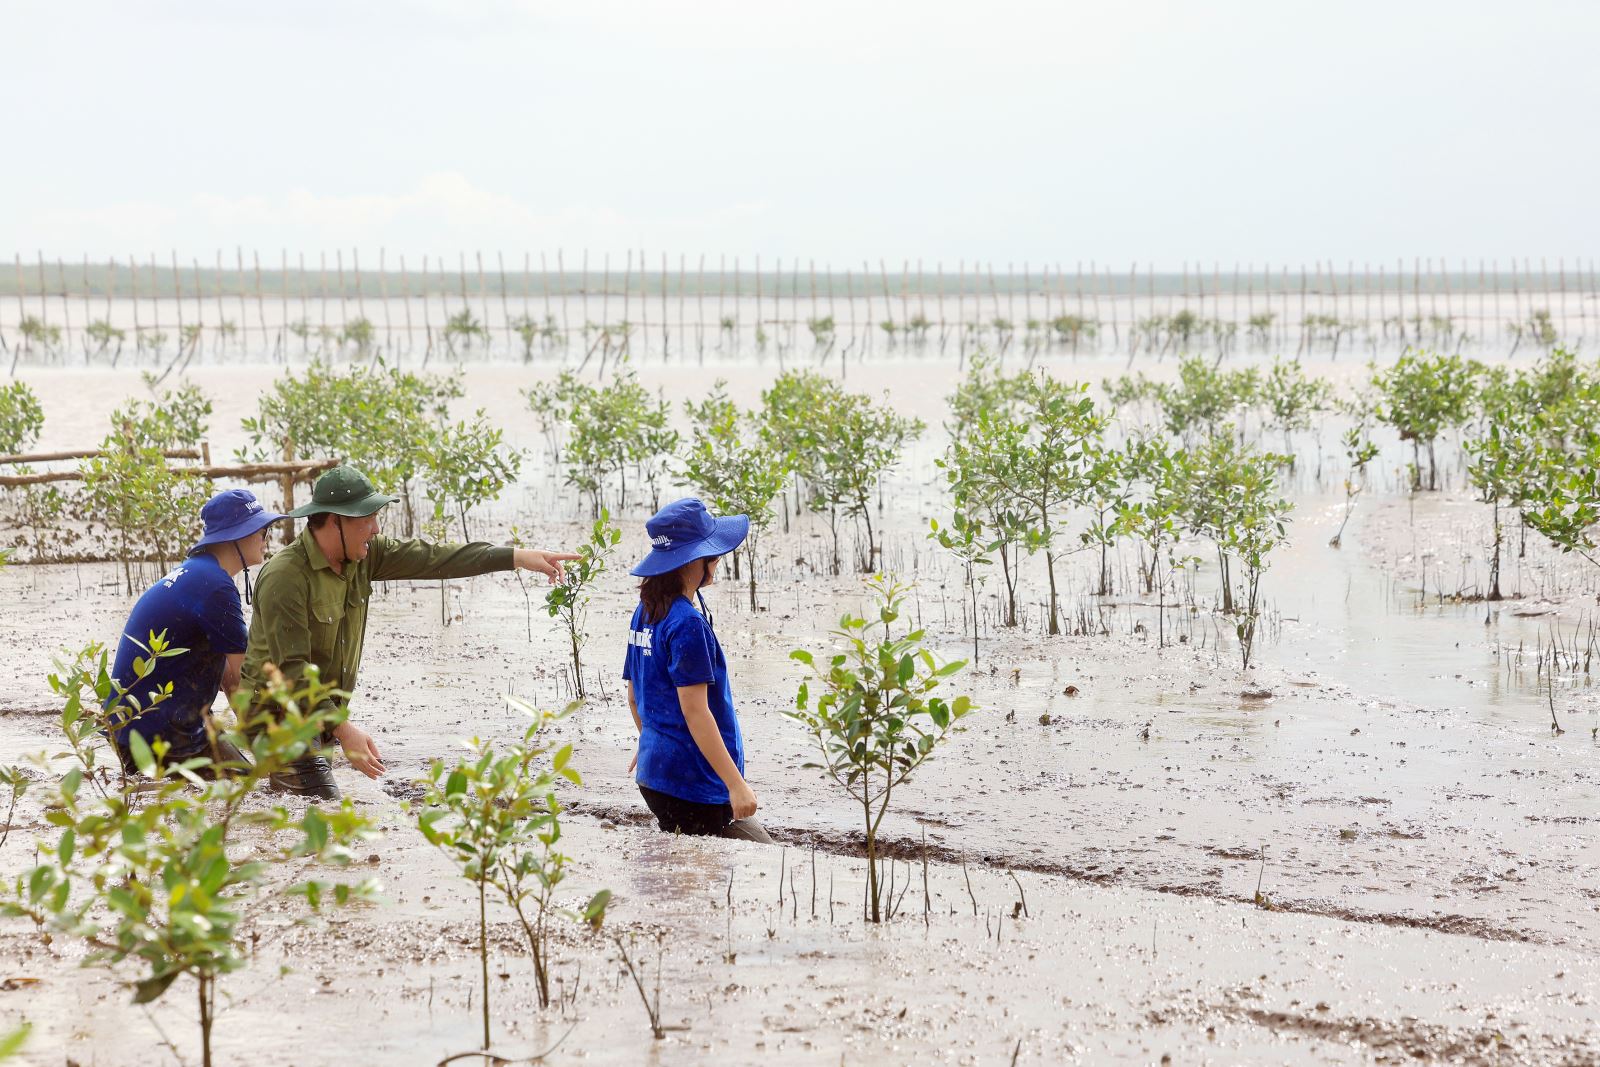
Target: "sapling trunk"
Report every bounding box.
[478,875,491,1049]
[1045,551,1061,636]
[998,540,1019,626]
[1489,497,1503,601]
[568,622,585,699]
[198,973,215,1067]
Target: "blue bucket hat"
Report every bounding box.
[188,489,286,556]
[630,498,750,577]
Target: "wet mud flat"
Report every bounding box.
[2,806,1597,1066]
[1,361,1598,1061]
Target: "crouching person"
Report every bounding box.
[107,489,285,776]
[240,464,577,800]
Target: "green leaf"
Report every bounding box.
[583,889,612,930]
[127,731,155,777]
[57,828,75,866]
[132,971,181,1004]
[0,1022,31,1058]
[790,649,814,666]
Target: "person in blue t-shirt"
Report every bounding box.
[107,488,285,776]
[622,498,772,843]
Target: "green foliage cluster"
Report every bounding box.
[545,513,622,698]
[511,314,563,360]
[948,372,1110,635]
[761,370,923,574]
[1370,349,1480,490]
[16,316,62,353]
[1135,309,1236,354]
[240,360,516,536]
[678,381,790,609]
[1,652,377,1067]
[789,576,974,922]
[0,382,45,453]
[76,379,215,588]
[417,699,610,1047]
[1466,349,1600,591]
[530,367,677,517]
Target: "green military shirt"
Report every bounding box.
[241,528,513,721]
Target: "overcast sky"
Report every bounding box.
[4,1,1595,268]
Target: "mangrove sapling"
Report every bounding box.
[1217,456,1293,670]
[0,381,45,453]
[546,512,621,699]
[16,316,61,359]
[938,434,1028,627]
[1050,315,1097,348]
[788,575,976,923]
[1114,437,1195,649]
[1464,415,1537,601]
[522,371,595,465]
[806,315,836,347]
[337,317,376,358]
[1371,350,1480,491]
[945,354,1031,445]
[1157,357,1261,444]
[1329,426,1380,549]
[443,309,489,357]
[1246,312,1276,346]
[801,388,923,573]
[417,699,611,1036]
[85,319,127,363]
[678,382,790,610]
[0,765,27,849]
[0,661,379,1067]
[1260,357,1333,464]
[1079,441,1128,598]
[1178,432,1288,615]
[562,366,677,516]
[239,360,465,535]
[422,413,525,541]
[79,439,208,592]
[760,369,843,526]
[928,512,997,663]
[962,373,1108,635]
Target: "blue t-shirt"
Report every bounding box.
[106,554,247,752]
[621,596,744,806]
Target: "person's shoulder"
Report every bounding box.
[660,597,711,635]
[159,556,227,596]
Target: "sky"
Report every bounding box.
[4,0,1596,269]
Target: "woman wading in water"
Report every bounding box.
[623,498,771,842]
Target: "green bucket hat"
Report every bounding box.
[287,465,397,519]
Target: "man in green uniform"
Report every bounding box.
[241,465,575,799]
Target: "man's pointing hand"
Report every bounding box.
[513,548,582,585]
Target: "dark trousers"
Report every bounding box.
[639,784,771,843]
[114,732,249,780]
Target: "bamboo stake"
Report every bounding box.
[379,248,392,351]
[400,253,414,359]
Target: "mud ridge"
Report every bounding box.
[1149,1001,1600,1066]
[562,801,1551,948]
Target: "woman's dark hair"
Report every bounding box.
[639,556,719,623]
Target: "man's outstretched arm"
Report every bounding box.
[370,537,577,583]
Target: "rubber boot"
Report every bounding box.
[267,755,341,801]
